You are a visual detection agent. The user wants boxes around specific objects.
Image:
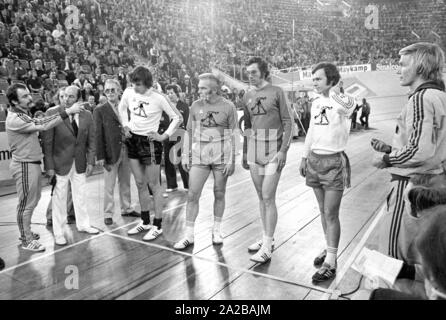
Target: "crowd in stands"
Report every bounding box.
[0,0,138,113]
[1,0,445,112]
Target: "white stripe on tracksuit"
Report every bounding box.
[10,161,42,243]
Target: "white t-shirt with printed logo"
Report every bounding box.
[118,87,181,137]
[303,91,356,157]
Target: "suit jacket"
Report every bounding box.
[42,105,96,176]
[93,102,124,165]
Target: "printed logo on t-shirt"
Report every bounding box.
[314,106,332,125]
[201,111,219,127]
[251,97,267,116]
[134,101,149,118]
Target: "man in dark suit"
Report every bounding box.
[43,86,99,246]
[164,84,189,192]
[94,79,137,225]
[117,66,127,90]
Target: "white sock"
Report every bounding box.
[185,221,195,241]
[213,217,222,234]
[325,247,338,267]
[261,235,273,253]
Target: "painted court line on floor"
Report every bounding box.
[107,232,333,295]
[0,177,253,276]
[321,203,386,300]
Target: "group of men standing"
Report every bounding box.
[4,66,186,250]
[4,41,446,288]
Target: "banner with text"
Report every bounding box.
[299,64,372,80]
[0,132,12,181]
[375,63,400,72]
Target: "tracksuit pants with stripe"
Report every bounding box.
[378,177,411,262]
[10,161,42,243]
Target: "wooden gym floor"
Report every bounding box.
[0,95,404,300]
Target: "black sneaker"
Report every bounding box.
[121,211,141,218]
[67,215,76,224]
[46,219,53,227]
[0,257,5,270]
[313,249,327,268]
[104,218,113,225]
[312,263,336,283]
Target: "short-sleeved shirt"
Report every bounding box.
[187,96,238,143]
[242,83,293,150]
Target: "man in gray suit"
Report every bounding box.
[94,79,138,225]
[43,86,99,246]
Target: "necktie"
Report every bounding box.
[71,115,78,137]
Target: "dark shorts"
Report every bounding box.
[125,132,163,165]
[305,151,350,191]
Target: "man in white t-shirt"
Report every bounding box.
[119,66,182,241]
[299,62,356,283]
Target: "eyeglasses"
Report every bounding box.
[104,88,117,94]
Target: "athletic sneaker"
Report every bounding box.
[173,238,194,250]
[143,227,163,241]
[162,192,168,198]
[166,188,177,193]
[312,263,337,283]
[212,232,223,245]
[248,239,275,252]
[250,249,272,264]
[313,249,327,268]
[21,240,45,252]
[55,235,67,246]
[128,222,152,235]
[78,227,99,234]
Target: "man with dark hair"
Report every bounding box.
[242,57,293,263]
[5,83,83,252]
[299,62,356,282]
[43,85,99,246]
[164,84,189,192]
[359,98,371,129]
[119,66,181,241]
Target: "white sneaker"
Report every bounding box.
[166,188,177,193]
[78,226,99,234]
[143,227,163,241]
[212,232,223,245]
[55,236,67,246]
[173,238,194,250]
[128,221,152,235]
[247,239,275,252]
[248,239,274,251]
[21,240,45,252]
[162,192,168,198]
[250,249,272,264]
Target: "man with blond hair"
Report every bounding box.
[173,73,238,250]
[371,42,446,263]
[94,79,138,225]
